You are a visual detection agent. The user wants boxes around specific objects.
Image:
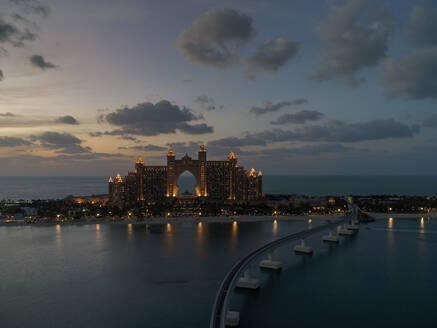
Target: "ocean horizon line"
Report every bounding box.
[1,175,437,178]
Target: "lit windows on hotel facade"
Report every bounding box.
[108,145,262,206]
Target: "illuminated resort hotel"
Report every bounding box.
[108,145,262,206]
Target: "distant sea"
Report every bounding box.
[0,175,436,200]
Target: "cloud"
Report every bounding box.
[10,13,33,26]
[0,69,3,81]
[0,114,49,127]
[30,54,58,69]
[380,48,437,100]
[383,3,437,100]
[163,141,352,158]
[291,119,419,142]
[101,100,214,136]
[51,153,124,161]
[55,115,79,125]
[0,18,36,47]
[249,99,307,116]
[0,113,82,127]
[0,136,31,147]
[119,144,167,151]
[286,143,352,155]
[245,38,299,79]
[0,112,17,117]
[0,153,131,176]
[31,132,91,154]
[422,114,437,129]
[118,135,138,142]
[309,0,393,86]
[406,2,437,46]
[177,8,255,68]
[244,143,354,157]
[89,131,138,138]
[10,0,50,18]
[89,132,103,137]
[179,122,213,134]
[166,141,202,155]
[209,119,419,147]
[208,134,268,148]
[195,95,214,105]
[271,110,324,125]
[7,152,124,163]
[195,95,217,111]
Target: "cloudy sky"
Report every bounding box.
[1,0,437,176]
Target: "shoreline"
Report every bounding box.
[1,212,434,227]
[365,212,436,220]
[0,214,338,227]
[126,214,342,226]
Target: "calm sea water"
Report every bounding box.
[1,175,437,200]
[1,218,436,327]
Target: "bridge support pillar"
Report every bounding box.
[347,221,360,231]
[259,251,282,270]
[235,269,260,290]
[339,224,354,236]
[294,239,313,254]
[225,311,240,327]
[322,230,339,243]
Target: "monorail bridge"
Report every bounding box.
[210,204,360,327]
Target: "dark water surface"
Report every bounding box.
[1,176,437,200]
[1,218,436,327]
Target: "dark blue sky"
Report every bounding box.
[0,0,436,175]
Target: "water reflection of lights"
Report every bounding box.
[196,221,205,252]
[55,224,62,249]
[232,221,238,236]
[387,218,395,265]
[95,224,102,246]
[273,219,278,235]
[163,223,174,248]
[420,217,425,233]
[231,220,238,248]
[126,223,134,242]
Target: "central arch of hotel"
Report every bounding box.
[166,147,207,197]
[173,166,201,197]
